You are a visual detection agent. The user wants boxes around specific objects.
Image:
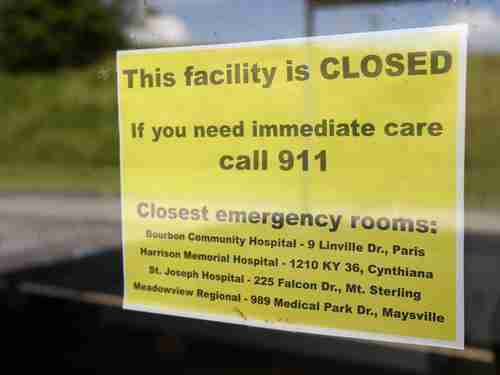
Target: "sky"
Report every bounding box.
[138,0,500,52]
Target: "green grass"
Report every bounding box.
[0,164,119,194]
[0,57,120,193]
[465,54,500,211]
[0,55,499,208]
[0,58,118,167]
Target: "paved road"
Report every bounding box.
[1,192,500,366]
[1,191,499,273]
[0,192,121,274]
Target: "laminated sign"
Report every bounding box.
[117,25,467,349]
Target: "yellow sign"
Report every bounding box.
[117,25,467,349]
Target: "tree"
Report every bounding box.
[0,0,126,72]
